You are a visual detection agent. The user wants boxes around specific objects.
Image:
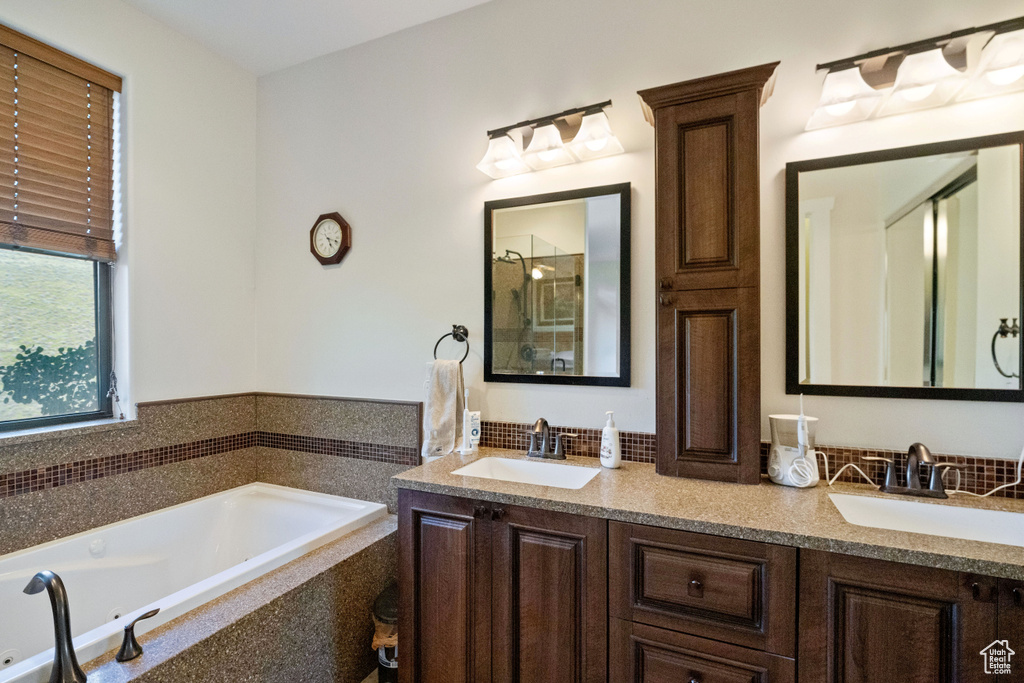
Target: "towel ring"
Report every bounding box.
[434,324,470,363]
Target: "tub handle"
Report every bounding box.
[116,608,160,662]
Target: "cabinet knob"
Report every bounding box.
[660,279,671,290]
[688,579,704,597]
[491,508,506,521]
[659,294,671,307]
[1013,587,1022,606]
[473,505,488,519]
[688,676,702,683]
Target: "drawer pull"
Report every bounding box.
[688,578,704,598]
[688,676,702,683]
[659,294,671,307]
[972,582,981,600]
[660,279,671,290]
[1013,587,1023,606]
[491,508,506,521]
[473,505,488,519]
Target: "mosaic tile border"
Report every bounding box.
[256,432,419,466]
[0,431,420,501]
[0,433,257,499]
[480,421,656,464]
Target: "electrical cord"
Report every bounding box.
[946,442,1024,498]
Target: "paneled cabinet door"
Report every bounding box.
[799,550,998,683]
[490,504,608,683]
[998,579,1024,682]
[399,490,492,683]
[656,288,759,483]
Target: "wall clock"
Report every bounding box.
[309,212,352,265]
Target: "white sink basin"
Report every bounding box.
[829,493,1024,547]
[452,457,601,490]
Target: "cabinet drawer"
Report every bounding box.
[610,522,796,656]
[611,618,795,683]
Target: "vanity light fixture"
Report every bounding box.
[959,27,1024,101]
[808,14,1024,129]
[476,100,622,179]
[806,66,887,130]
[476,134,530,179]
[877,48,966,116]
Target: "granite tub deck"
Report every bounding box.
[393,448,1024,580]
[78,515,397,683]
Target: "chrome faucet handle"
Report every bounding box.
[863,456,898,490]
[553,433,578,459]
[116,608,160,662]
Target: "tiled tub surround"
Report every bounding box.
[83,516,397,683]
[0,393,422,555]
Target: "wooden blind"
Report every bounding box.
[0,26,121,262]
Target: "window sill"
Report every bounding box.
[0,416,139,447]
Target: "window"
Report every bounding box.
[0,25,121,431]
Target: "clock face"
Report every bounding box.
[313,219,343,257]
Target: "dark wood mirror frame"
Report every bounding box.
[484,183,631,386]
[786,131,1024,402]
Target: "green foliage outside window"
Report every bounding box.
[0,340,99,416]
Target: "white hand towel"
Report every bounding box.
[421,359,464,461]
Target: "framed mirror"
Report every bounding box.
[484,183,630,386]
[787,132,1023,401]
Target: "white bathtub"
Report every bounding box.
[0,483,387,683]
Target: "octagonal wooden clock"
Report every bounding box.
[309,212,352,265]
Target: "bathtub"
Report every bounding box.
[0,483,387,683]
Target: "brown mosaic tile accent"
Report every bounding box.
[480,420,656,463]
[0,432,257,500]
[0,431,419,501]
[759,441,1024,499]
[256,432,419,466]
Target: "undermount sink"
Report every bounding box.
[452,457,601,490]
[829,493,1024,548]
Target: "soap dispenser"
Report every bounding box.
[600,411,621,469]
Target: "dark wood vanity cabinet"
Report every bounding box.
[797,550,1019,683]
[639,62,778,484]
[398,489,607,683]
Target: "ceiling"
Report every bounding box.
[122,0,495,76]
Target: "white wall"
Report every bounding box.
[0,0,258,405]
[255,0,1024,457]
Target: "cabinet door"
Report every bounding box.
[490,504,607,683]
[656,288,759,483]
[398,490,492,683]
[998,579,1024,682]
[799,550,998,683]
[611,618,794,683]
[652,91,762,293]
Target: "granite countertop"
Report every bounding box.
[393,448,1024,580]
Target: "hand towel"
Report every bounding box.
[421,359,464,461]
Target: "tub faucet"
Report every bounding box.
[23,570,87,683]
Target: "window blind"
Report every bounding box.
[0,25,121,262]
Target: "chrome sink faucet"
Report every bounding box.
[867,442,964,499]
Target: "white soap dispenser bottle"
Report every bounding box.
[600,411,621,469]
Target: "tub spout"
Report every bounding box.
[23,570,87,683]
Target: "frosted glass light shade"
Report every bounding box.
[806,67,886,130]
[522,123,575,170]
[878,48,966,116]
[958,28,1024,101]
[568,111,624,159]
[476,135,529,179]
